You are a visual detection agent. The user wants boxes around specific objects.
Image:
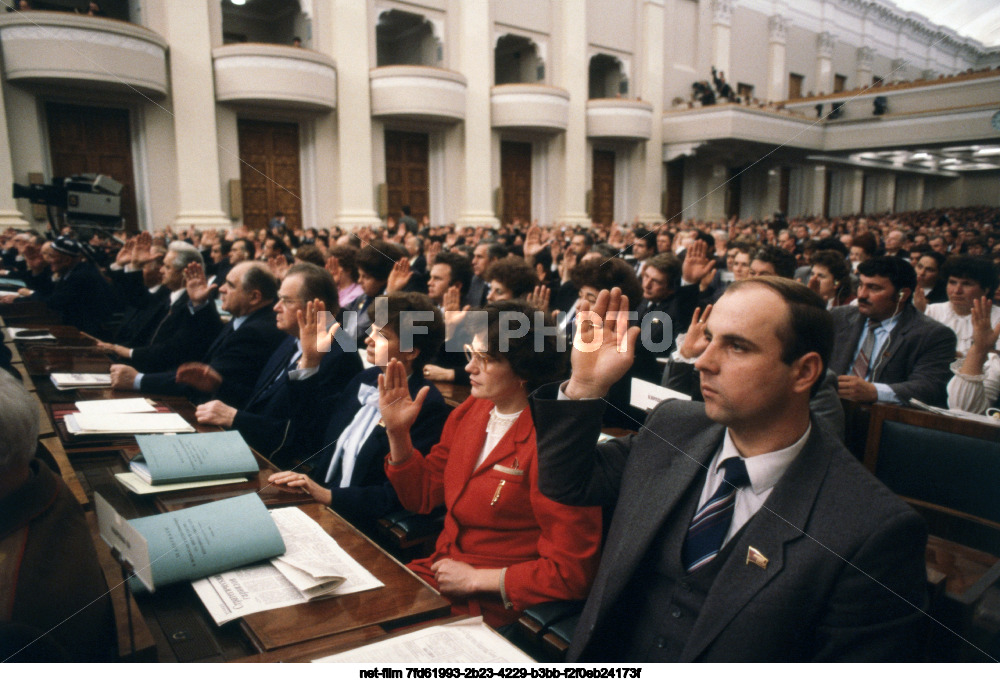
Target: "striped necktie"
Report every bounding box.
[682,457,750,573]
[851,320,880,380]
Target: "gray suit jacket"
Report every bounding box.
[830,304,956,407]
[530,392,927,662]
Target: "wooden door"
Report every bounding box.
[238,120,302,233]
[500,141,531,225]
[46,102,139,233]
[591,149,615,227]
[385,130,429,222]
[665,158,684,223]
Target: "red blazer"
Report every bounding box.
[386,397,602,625]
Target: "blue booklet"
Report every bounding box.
[130,431,259,484]
[96,492,285,592]
[0,276,25,289]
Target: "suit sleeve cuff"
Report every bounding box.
[133,373,144,391]
[874,383,901,404]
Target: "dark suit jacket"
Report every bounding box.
[464,275,489,309]
[291,366,450,530]
[109,270,170,348]
[128,291,223,373]
[829,304,956,407]
[31,260,113,336]
[231,332,363,464]
[140,305,285,409]
[530,392,927,662]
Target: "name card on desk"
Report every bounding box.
[630,377,691,412]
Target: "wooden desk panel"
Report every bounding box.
[240,504,450,651]
[20,345,111,375]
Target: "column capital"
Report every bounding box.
[768,15,788,44]
[816,31,835,58]
[712,0,734,27]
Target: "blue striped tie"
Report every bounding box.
[682,458,750,573]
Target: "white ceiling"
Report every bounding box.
[889,0,1000,47]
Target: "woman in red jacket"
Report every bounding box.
[381,300,602,628]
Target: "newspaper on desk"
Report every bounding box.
[313,616,535,664]
[192,506,383,625]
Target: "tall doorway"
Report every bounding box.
[237,120,302,233]
[500,141,531,225]
[591,150,615,227]
[46,102,139,233]
[384,130,429,222]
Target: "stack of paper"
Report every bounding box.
[75,398,157,414]
[192,506,384,625]
[50,373,112,390]
[64,411,195,435]
[121,431,258,488]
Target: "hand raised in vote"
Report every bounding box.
[183,261,215,306]
[378,357,429,437]
[195,399,237,428]
[175,362,223,393]
[678,305,713,360]
[267,471,332,506]
[109,364,139,391]
[297,299,338,370]
[564,287,640,400]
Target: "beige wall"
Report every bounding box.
[494,0,552,35]
[586,0,636,54]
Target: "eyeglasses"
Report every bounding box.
[463,344,494,367]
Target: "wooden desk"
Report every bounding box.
[95,499,449,662]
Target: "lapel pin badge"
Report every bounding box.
[746,546,769,569]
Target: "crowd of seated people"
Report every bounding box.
[1,203,999,661]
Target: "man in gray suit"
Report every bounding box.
[530,279,927,662]
[830,256,955,407]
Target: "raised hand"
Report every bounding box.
[297,299,337,369]
[678,305,713,360]
[184,261,215,305]
[267,255,289,280]
[526,284,551,313]
[682,239,716,287]
[175,362,223,392]
[379,357,429,438]
[131,231,153,268]
[386,258,413,293]
[115,237,135,266]
[911,283,928,313]
[971,297,1000,353]
[564,287,640,400]
[523,226,549,261]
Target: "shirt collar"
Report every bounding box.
[232,314,249,330]
[718,424,812,496]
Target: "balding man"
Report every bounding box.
[111,261,285,409]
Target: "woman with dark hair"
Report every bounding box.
[913,251,948,309]
[380,300,601,629]
[808,250,853,308]
[483,258,537,303]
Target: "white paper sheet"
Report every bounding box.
[114,472,248,495]
[65,411,195,434]
[192,506,383,625]
[75,398,157,414]
[313,617,535,663]
[50,373,112,390]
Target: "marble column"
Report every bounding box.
[815,32,835,95]
[0,80,29,229]
[455,0,498,228]
[160,1,230,231]
[710,0,733,79]
[635,0,666,224]
[766,15,788,103]
[856,46,874,89]
[329,0,379,229]
[553,0,590,226]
